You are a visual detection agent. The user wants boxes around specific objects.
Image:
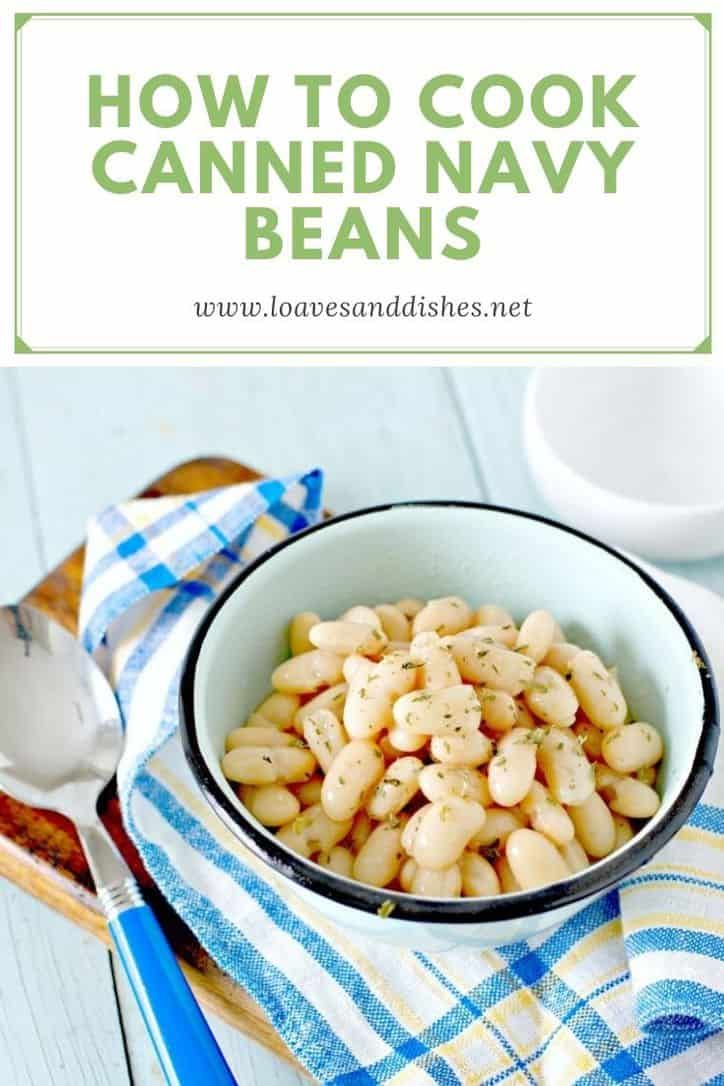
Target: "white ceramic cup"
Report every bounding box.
[524,368,724,561]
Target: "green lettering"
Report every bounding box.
[426,142,471,193]
[311,142,343,193]
[141,142,191,192]
[419,75,463,128]
[443,207,480,260]
[532,141,583,192]
[338,75,389,128]
[292,207,323,259]
[354,142,395,193]
[587,140,635,192]
[245,207,282,259]
[257,142,302,193]
[479,142,529,193]
[295,75,332,127]
[531,75,583,128]
[592,75,637,127]
[329,207,380,259]
[92,140,136,193]
[199,141,244,193]
[471,76,523,128]
[198,74,268,127]
[89,75,130,127]
[387,207,432,259]
[139,74,192,128]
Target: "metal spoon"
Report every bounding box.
[0,604,236,1086]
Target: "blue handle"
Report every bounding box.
[109,904,236,1086]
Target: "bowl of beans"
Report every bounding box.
[179,502,718,949]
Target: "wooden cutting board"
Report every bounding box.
[0,456,304,1074]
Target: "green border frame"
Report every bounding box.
[13,11,713,355]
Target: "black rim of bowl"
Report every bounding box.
[179,500,720,924]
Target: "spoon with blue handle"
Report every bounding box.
[0,604,236,1086]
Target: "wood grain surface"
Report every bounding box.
[0,454,304,1073]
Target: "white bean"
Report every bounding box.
[294,776,323,806]
[495,856,522,893]
[275,822,313,857]
[506,828,571,890]
[411,797,486,870]
[289,612,320,656]
[344,654,417,739]
[341,605,382,628]
[272,650,344,694]
[520,781,575,845]
[294,683,347,734]
[410,863,462,898]
[419,765,490,806]
[225,726,298,751]
[384,640,412,654]
[429,730,493,767]
[543,642,581,676]
[488,729,537,807]
[310,620,387,657]
[567,792,616,858]
[374,604,411,642]
[366,756,423,819]
[469,806,524,849]
[241,784,300,827]
[601,722,663,774]
[573,719,603,760]
[460,624,517,649]
[412,596,473,637]
[451,638,535,695]
[278,803,352,856]
[222,746,316,785]
[393,685,481,736]
[317,846,354,878]
[524,666,578,727]
[477,688,519,733]
[396,597,425,619]
[612,813,635,848]
[475,604,516,633]
[321,740,386,821]
[516,610,557,663]
[348,810,373,852]
[342,654,368,683]
[388,725,428,753]
[353,822,405,887]
[595,767,660,818]
[410,631,462,690]
[538,728,595,806]
[399,857,418,891]
[256,693,300,729]
[515,701,537,729]
[303,709,348,773]
[401,804,432,856]
[460,852,501,897]
[558,837,590,873]
[569,651,627,730]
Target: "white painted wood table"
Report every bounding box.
[1,366,722,1086]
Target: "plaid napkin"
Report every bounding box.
[79,473,724,1085]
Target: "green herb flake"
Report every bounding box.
[377,899,396,919]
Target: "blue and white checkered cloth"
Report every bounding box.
[78,471,724,1084]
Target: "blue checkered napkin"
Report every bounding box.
[78,476,724,1085]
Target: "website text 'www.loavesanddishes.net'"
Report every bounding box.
[192,295,534,321]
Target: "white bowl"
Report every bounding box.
[524,368,724,561]
[180,503,717,950]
